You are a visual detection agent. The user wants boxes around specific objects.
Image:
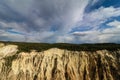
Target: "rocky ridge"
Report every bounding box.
[0,43,120,80]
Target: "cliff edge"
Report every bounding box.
[0,43,120,80]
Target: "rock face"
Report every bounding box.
[0,44,18,58]
[0,43,120,80]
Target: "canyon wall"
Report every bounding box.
[0,43,120,80]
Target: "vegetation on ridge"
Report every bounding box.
[0,41,120,52]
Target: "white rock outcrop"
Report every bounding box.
[0,44,120,80]
[0,43,18,59]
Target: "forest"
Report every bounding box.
[0,41,120,52]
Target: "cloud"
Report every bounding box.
[1,0,90,32]
[0,20,27,32]
[107,20,120,28]
[72,20,120,43]
[0,29,26,42]
[0,0,120,43]
[70,6,120,43]
[76,6,120,29]
[0,0,91,42]
[91,0,99,5]
[72,31,99,36]
[102,20,120,36]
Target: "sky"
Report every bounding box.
[0,0,120,43]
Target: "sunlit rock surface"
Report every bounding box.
[0,43,120,80]
[0,44,18,59]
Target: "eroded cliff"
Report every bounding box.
[0,43,120,80]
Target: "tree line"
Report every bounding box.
[1,41,120,52]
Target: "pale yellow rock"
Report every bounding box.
[0,45,119,80]
[0,43,5,47]
[0,45,18,58]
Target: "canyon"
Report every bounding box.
[0,43,120,80]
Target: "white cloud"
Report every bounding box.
[3,0,33,15]
[0,20,27,33]
[102,20,120,34]
[72,20,120,43]
[77,6,120,29]
[56,34,75,43]
[91,0,99,5]
[107,20,120,28]
[0,0,120,43]
[69,6,120,43]
[0,29,26,42]
[0,0,91,42]
[26,31,55,42]
[1,0,90,32]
